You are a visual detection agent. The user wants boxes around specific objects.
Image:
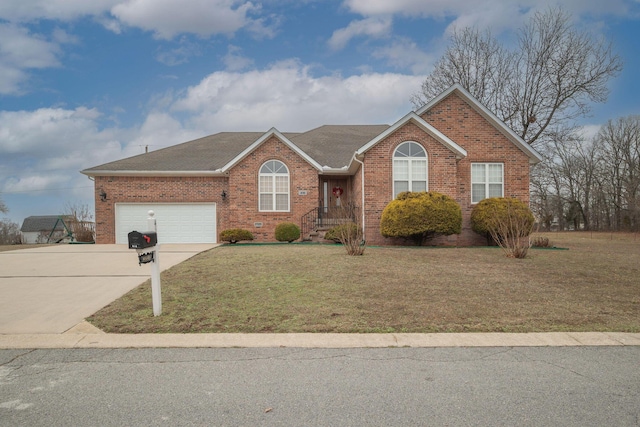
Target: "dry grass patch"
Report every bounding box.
[88,232,640,333]
[0,244,52,252]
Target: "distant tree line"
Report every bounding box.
[532,116,640,231]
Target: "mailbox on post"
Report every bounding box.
[127,211,162,316]
[128,231,158,249]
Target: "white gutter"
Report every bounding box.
[81,170,228,177]
[352,154,366,235]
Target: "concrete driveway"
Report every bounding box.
[0,244,216,334]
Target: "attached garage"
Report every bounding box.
[115,203,217,244]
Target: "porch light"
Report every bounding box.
[99,190,107,202]
[221,190,227,200]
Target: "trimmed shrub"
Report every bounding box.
[220,228,254,244]
[380,191,462,245]
[471,197,535,258]
[275,222,301,242]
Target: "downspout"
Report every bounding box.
[352,154,366,235]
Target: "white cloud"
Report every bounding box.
[125,112,202,154]
[0,64,26,95]
[0,107,124,193]
[328,16,392,50]
[171,61,423,132]
[0,23,63,94]
[51,28,80,45]
[0,0,278,41]
[372,37,434,74]
[0,0,119,22]
[0,24,80,95]
[222,45,254,71]
[156,38,202,66]
[341,0,635,33]
[578,124,602,141]
[0,107,102,154]
[110,0,263,40]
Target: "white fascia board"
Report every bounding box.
[81,170,227,177]
[416,83,543,164]
[320,165,355,175]
[356,112,467,159]
[220,127,323,172]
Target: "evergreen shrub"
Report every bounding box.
[220,228,254,244]
[275,222,301,242]
[380,191,461,245]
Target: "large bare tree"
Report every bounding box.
[412,7,622,149]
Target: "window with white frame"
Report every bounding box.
[393,142,428,198]
[259,160,289,211]
[471,163,504,203]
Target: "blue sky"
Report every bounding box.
[1,0,639,227]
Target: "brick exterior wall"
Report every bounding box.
[93,92,531,246]
[225,135,319,241]
[361,92,531,246]
[93,175,227,244]
[94,135,320,244]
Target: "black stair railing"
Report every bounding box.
[300,206,360,239]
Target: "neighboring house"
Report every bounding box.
[20,216,72,244]
[82,84,542,246]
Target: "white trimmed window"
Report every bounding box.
[471,163,504,203]
[393,142,428,198]
[259,160,290,211]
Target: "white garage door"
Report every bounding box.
[115,203,217,244]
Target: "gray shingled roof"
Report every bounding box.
[81,125,389,174]
[289,125,390,168]
[82,132,270,173]
[20,216,71,232]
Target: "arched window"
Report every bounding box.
[393,142,428,198]
[259,160,290,211]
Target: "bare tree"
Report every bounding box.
[0,219,21,244]
[64,202,96,242]
[595,116,640,230]
[0,196,7,214]
[412,7,622,149]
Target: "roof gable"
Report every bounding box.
[20,216,71,232]
[415,84,543,164]
[356,112,467,159]
[220,128,323,172]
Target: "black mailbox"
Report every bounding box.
[128,231,158,249]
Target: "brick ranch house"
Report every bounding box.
[82,84,542,246]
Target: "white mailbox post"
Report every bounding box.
[147,210,162,316]
[127,210,162,316]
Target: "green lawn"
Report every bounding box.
[88,232,640,333]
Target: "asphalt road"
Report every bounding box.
[1,347,639,426]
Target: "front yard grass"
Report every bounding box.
[0,244,52,252]
[88,232,640,333]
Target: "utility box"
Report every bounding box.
[128,231,158,249]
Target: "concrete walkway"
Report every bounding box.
[0,244,216,334]
[1,328,639,349]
